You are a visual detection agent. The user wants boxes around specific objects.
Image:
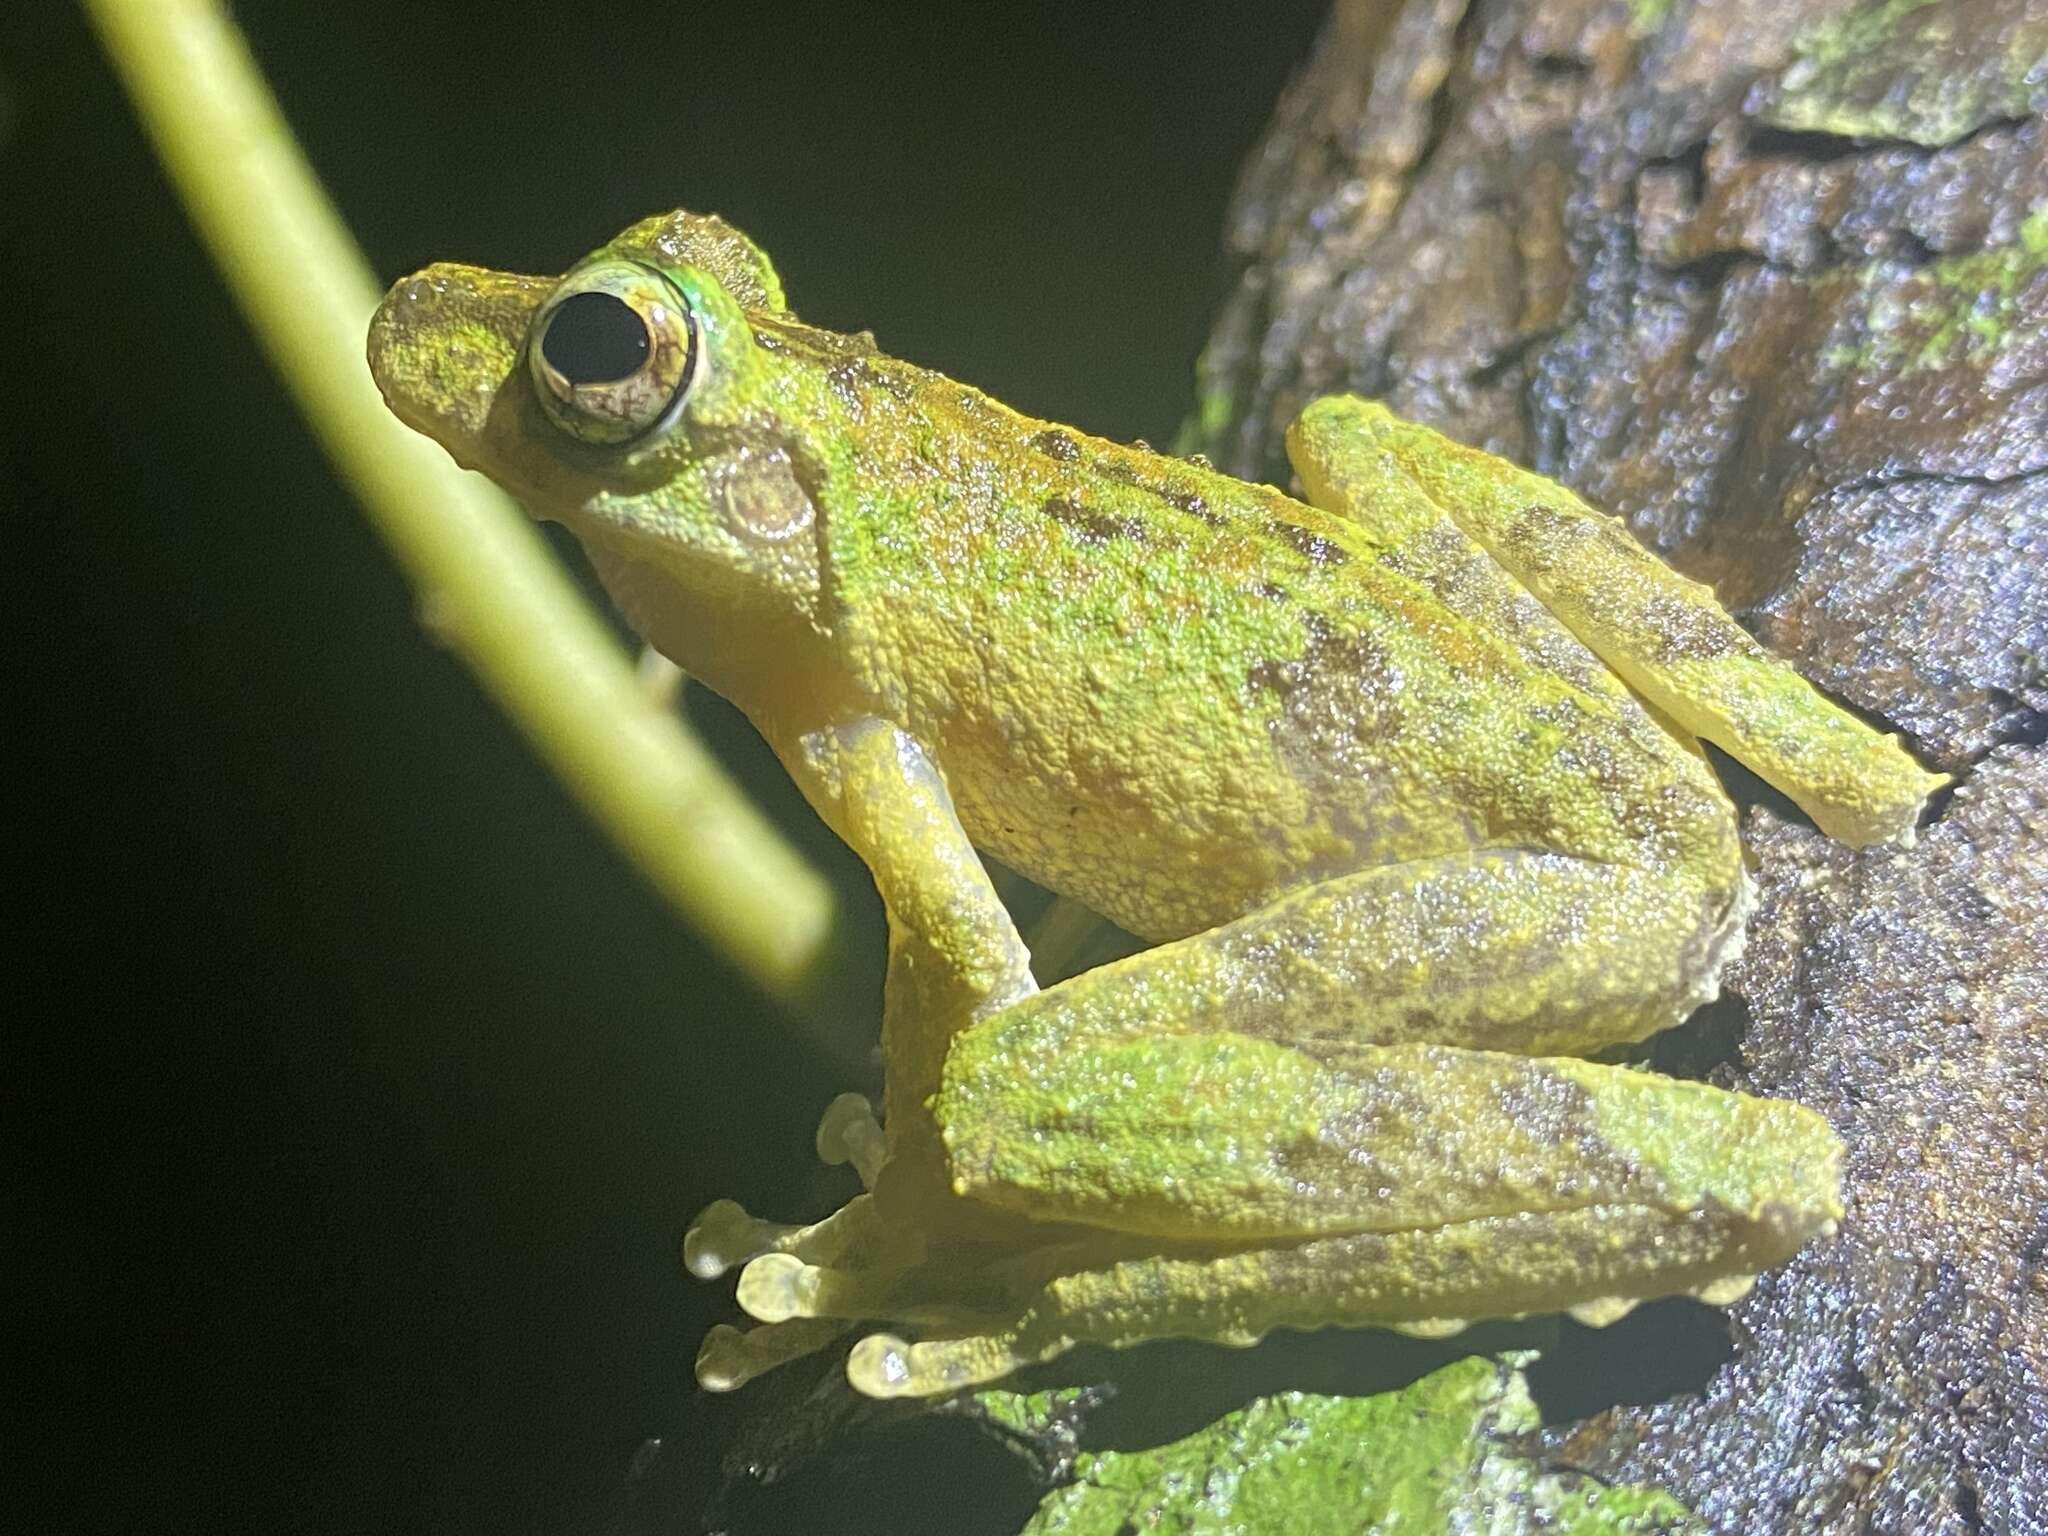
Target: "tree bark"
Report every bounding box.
[1191,1,2046,1530]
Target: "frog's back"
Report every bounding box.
[814,347,1734,942]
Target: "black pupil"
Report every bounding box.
[541,291,652,384]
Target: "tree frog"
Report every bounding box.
[368,211,1945,1399]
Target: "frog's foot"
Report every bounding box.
[704,1209,1145,1396]
[846,985,1849,1400]
[687,1095,1146,1392]
[700,1191,1796,1401]
[686,1094,961,1391]
[682,1094,888,1283]
[837,1197,1811,1399]
[689,1199,1046,1392]
[691,1071,1830,1400]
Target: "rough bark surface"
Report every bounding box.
[1192,1,2046,1530]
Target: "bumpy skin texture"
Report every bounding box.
[367,211,1942,1398]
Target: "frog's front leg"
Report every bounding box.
[688,717,1044,1389]
[800,718,1043,1189]
[840,847,1842,1397]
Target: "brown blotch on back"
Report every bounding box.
[1028,429,1083,462]
[1166,488,1226,527]
[1092,455,1229,528]
[828,355,919,404]
[1268,518,1351,566]
[1246,610,1401,738]
[1044,495,1144,546]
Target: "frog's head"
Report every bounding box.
[368,211,845,708]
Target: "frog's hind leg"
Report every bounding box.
[945,843,1755,1068]
[934,849,1824,1245]
[843,1198,1791,1397]
[1286,396,1946,845]
[892,845,1840,1396]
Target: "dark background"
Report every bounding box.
[7,3,1331,1530]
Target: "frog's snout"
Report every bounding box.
[367,262,553,468]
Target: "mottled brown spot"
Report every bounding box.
[1487,1066,1641,1196]
[1641,589,1755,664]
[1246,657,1303,695]
[1247,612,1400,737]
[1269,518,1351,565]
[1510,505,1754,665]
[1379,526,1616,694]
[1236,603,1425,870]
[1252,580,1290,602]
[1029,428,1083,462]
[1503,504,1594,576]
[828,356,917,403]
[1087,456,1227,528]
[1044,495,1144,545]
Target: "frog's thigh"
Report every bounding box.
[1287,396,1944,845]
[785,718,1041,1209]
[939,845,1793,1227]
[902,855,1841,1398]
[963,845,1747,1074]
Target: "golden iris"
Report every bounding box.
[529,261,694,445]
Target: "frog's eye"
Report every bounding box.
[529,261,695,445]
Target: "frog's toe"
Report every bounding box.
[1692,1272,1756,1307]
[814,1092,886,1190]
[682,1198,807,1279]
[736,1250,901,1324]
[1388,1316,1471,1340]
[1564,1296,1639,1329]
[846,1327,1046,1400]
[696,1317,853,1392]
[735,1252,819,1322]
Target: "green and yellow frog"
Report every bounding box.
[368,211,1943,1399]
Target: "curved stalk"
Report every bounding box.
[84,0,855,1036]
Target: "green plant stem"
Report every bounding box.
[84,0,854,1031]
